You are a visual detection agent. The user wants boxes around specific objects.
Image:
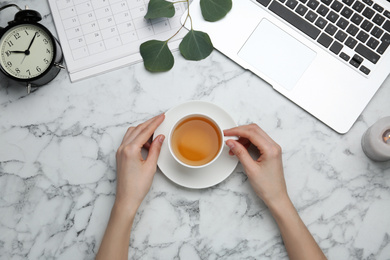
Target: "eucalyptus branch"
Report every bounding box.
[140,0,232,72]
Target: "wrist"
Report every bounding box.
[112,199,139,221]
[266,193,294,219]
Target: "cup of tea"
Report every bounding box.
[168,113,236,168]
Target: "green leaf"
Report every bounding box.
[179,30,213,61]
[200,0,232,22]
[140,40,174,72]
[144,0,175,19]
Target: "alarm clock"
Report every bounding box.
[0,4,64,93]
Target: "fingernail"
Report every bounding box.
[226,141,234,149]
[158,135,165,143]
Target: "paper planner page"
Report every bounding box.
[48,0,187,79]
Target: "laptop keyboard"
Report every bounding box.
[256,0,390,75]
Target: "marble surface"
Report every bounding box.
[1,1,390,259]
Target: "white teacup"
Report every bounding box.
[168,113,237,169]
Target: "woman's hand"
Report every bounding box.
[224,124,287,207]
[115,114,165,212]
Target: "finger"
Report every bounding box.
[143,136,153,150]
[227,137,250,155]
[120,115,158,145]
[226,139,257,169]
[122,114,165,146]
[145,134,165,168]
[224,124,276,152]
[121,126,136,145]
[133,114,165,145]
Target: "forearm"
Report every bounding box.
[96,202,138,260]
[268,197,327,260]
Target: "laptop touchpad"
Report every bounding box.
[238,19,316,91]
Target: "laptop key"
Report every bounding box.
[359,65,370,75]
[331,0,343,12]
[382,33,390,44]
[345,36,358,48]
[336,17,349,29]
[351,13,363,25]
[286,0,299,9]
[321,0,333,5]
[269,1,321,39]
[316,17,328,28]
[350,54,363,67]
[327,11,339,22]
[342,0,354,6]
[362,7,375,19]
[371,26,384,38]
[377,41,389,54]
[318,32,333,47]
[362,0,373,6]
[372,4,384,13]
[383,21,390,33]
[296,4,309,15]
[357,30,369,42]
[347,24,359,35]
[367,37,380,49]
[355,43,380,63]
[306,10,318,21]
[325,24,338,35]
[335,30,348,42]
[372,14,385,26]
[341,6,353,18]
[384,11,390,19]
[352,1,365,12]
[340,52,350,61]
[317,4,330,16]
[330,41,343,54]
[361,20,374,32]
[256,0,272,7]
[308,0,320,9]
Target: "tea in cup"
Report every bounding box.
[168,114,233,168]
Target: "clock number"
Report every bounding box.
[46,49,51,54]
[43,39,49,44]
[36,66,42,72]
[26,69,31,76]
[15,68,20,74]
[5,50,11,57]
[7,41,13,47]
[25,30,29,36]
[44,58,49,64]
[14,33,21,40]
[6,61,12,67]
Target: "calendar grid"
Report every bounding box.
[48,0,187,80]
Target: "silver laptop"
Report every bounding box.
[182,0,390,133]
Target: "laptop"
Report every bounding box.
[182,0,390,133]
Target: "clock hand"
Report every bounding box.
[10,50,26,54]
[25,32,38,54]
[21,32,38,64]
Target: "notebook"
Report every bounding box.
[183,0,390,133]
[48,0,187,82]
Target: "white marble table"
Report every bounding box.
[1,1,390,259]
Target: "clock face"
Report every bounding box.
[0,24,55,80]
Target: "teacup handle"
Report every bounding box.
[223,136,239,142]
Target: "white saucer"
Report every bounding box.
[155,101,239,189]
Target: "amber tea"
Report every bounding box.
[171,116,222,167]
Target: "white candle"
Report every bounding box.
[361,116,390,162]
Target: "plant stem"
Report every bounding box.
[165,0,192,42]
